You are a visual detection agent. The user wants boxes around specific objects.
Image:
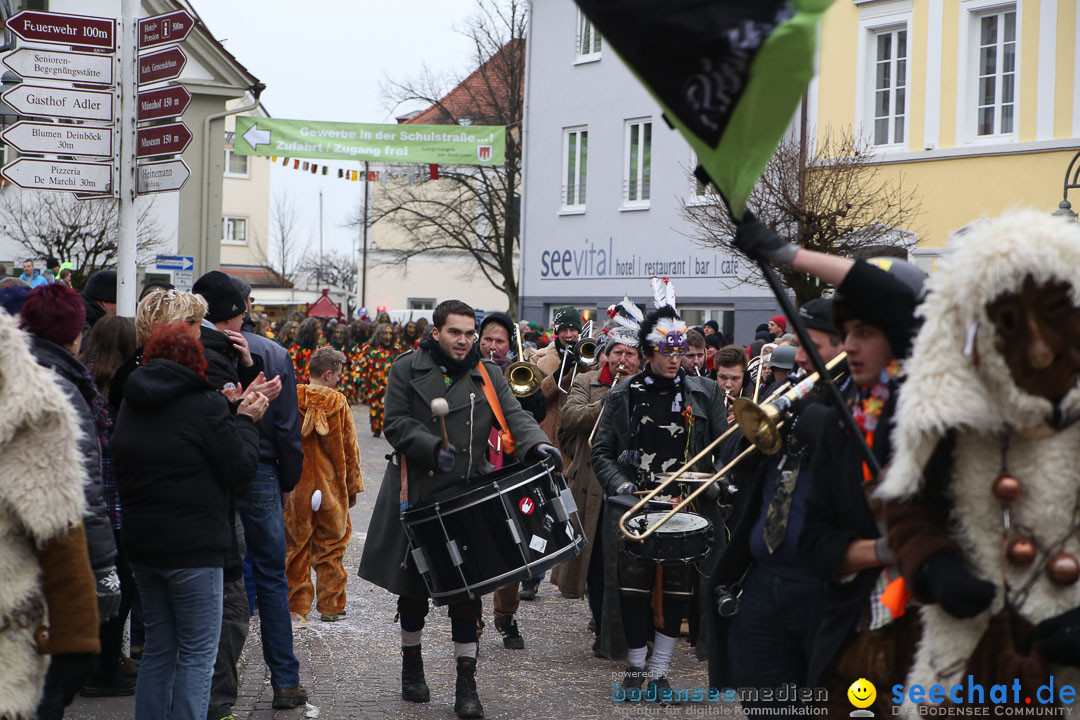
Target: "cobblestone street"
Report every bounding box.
[70,406,727,720]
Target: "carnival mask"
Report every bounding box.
[656,329,688,357]
[985,276,1080,403]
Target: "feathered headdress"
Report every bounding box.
[638,276,688,354]
[607,295,644,328]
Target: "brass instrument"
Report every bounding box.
[557,320,599,394]
[505,323,541,397]
[750,343,777,404]
[617,352,847,540]
[587,363,626,449]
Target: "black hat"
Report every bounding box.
[480,311,514,337]
[45,256,60,271]
[704,320,719,333]
[833,257,926,359]
[229,275,252,301]
[139,280,175,301]
[84,269,117,303]
[193,270,246,323]
[704,333,723,350]
[797,297,837,335]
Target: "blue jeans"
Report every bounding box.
[132,565,223,720]
[726,565,825,718]
[235,463,300,689]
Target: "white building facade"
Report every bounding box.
[520,1,780,343]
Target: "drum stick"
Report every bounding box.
[430,398,451,451]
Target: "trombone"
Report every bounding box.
[618,352,848,540]
[505,323,541,397]
[587,363,627,449]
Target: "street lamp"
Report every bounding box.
[1054,148,1080,221]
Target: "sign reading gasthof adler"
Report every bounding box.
[233,116,505,166]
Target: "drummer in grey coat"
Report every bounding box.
[357,299,557,720]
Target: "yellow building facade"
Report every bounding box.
[815,0,1080,259]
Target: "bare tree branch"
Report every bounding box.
[680,128,924,304]
[251,191,308,287]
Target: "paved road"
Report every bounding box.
[70,406,726,720]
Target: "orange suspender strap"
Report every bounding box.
[476,362,516,456]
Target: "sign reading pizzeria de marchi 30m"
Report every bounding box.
[233,116,505,166]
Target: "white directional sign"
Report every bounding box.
[2,158,111,193]
[2,47,114,85]
[242,123,270,151]
[2,83,112,121]
[2,121,112,157]
[137,158,189,194]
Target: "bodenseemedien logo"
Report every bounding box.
[849,678,877,717]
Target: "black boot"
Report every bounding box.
[401,645,430,703]
[494,615,524,650]
[454,656,484,719]
[618,665,648,694]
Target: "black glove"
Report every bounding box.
[528,442,564,473]
[918,550,996,619]
[94,565,121,622]
[702,480,722,501]
[1032,606,1080,666]
[615,481,636,496]
[733,212,799,267]
[434,444,457,473]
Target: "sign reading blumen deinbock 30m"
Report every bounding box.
[233,116,505,166]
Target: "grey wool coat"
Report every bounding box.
[358,348,550,599]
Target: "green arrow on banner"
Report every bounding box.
[234,116,505,166]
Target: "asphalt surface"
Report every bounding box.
[68,405,728,720]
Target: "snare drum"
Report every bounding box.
[401,461,585,605]
[623,511,713,566]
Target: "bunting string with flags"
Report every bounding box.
[261,155,429,184]
[573,0,833,220]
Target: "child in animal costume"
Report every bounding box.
[285,347,364,622]
[878,210,1080,706]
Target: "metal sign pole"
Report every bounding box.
[361,160,369,308]
[116,0,138,316]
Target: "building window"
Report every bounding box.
[689,150,709,201]
[225,148,249,178]
[408,298,435,310]
[222,216,248,245]
[561,127,588,211]
[975,8,1016,137]
[871,27,907,146]
[576,10,601,62]
[623,119,651,208]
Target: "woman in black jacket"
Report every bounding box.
[112,322,268,720]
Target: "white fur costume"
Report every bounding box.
[877,210,1080,696]
[0,310,87,716]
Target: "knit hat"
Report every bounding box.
[0,284,31,316]
[229,275,252,301]
[480,311,514,338]
[84,269,117,303]
[552,305,582,332]
[797,297,837,335]
[45,256,60,271]
[20,283,86,346]
[769,315,787,332]
[703,320,719,333]
[833,257,926,359]
[605,325,640,351]
[193,270,246,323]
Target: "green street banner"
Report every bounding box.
[233,116,505,166]
[574,0,833,218]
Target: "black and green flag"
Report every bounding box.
[574,0,833,219]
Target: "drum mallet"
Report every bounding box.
[430,398,451,451]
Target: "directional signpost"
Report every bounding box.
[137,159,190,194]
[137,46,186,85]
[3,47,113,85]
[138,10,194,49]
[2,121,112,157]
[2,158,111,193]
[155,255,194,271]
[3,83,113,121]
[7,10,115,51]
[137,85,191,121]
[2,4,198,314]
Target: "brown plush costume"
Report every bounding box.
[285,384,363,615]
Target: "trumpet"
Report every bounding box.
[750,343,777,404]
[617,352,847,540]
[505,323,541,397]
[587,364,627,448]
[557,321,600,394]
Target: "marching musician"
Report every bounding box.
[553,323,643,654]
[357,300,559,720]
[591,280,728,699]
[531,305,584,459]
[704,298,847,717]
[681,329,707,376]
[476,311,545,651]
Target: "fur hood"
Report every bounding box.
[298,384,349,438]
[879,210,1080,501]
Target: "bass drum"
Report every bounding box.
[401,461,585,605]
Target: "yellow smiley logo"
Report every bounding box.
[848,678,877,709]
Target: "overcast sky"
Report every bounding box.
[193,0,479,271]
